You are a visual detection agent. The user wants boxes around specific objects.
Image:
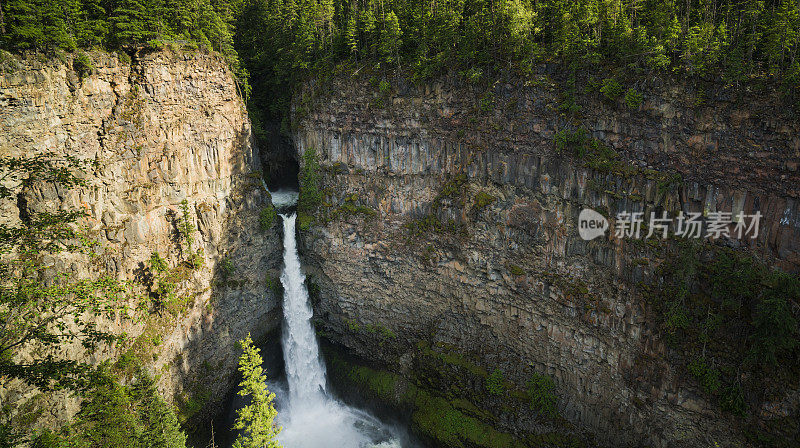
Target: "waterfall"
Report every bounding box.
[274,212,405,448]
[280,213,327,403]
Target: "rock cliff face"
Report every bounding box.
[293,73,800,447]
[0,50,282,429]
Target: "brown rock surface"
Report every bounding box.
[0,50,281,430]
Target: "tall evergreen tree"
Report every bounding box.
[232,335,281,448]
[111,0,158,46]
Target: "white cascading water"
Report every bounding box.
[279,213,327,403]
[274,211,403,448]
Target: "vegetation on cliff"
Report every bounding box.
[297,148,322,231]
[645,242,800,444]
[233,0,800,136]
[0,0,248,92]
[231,335,281,448]
[27,366,187,448]
[325,343,583,448]
[0,154,125,392]
[0,154,194,447]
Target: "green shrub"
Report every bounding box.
[297,212,314,231]
[624,88,643,109]
[187,248,204,270]
[155,280,177,304]
[687,358,721,395]
[748,273,799,367]
[599,78,623,101]
[527,372,558,418]
[298,148,322,228]
[479,92,494,112]
[73,51,94,80]
[506,263,525,277]
[485,368,505,396]
[63,367,187,448]
[259,206,277,231]
[219,258,235,281]
[554,128,589,155]
[149,251,168,273]
[720,383,747,416]
[117,51,132,65]
[178,200,195,247]
[177,200,203,269]
[345,319,360,332]
[474,191,496,210]
[265,274,283,296]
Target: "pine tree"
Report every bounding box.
[67,370,144,448]
[345,13,358,58]
[75,0,108,47]
[0,0,7,35]
[2,0,46,50]
[749,273,799,367]
[379,9,401,64]
[111,0,156,46]
[132,375,188,448]
[232,335,281,448]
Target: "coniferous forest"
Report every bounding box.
[1,0,799,136]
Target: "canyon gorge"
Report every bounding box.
[1,46,799,448]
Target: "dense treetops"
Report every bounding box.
[0,0,239,52]
[3,2,798,114]
[0,0,246,82]
[236,0,800,128]
[1,1,798,140]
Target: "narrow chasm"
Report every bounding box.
[259,125,299,192]
[205,173,421,448]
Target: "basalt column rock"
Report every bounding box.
[293,73,800,447]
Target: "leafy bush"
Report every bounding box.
[527,372,558,419]
[599,78,623,101]
[554,128,589,155]
[73,51,94,80]
[155,280,177,305]
[624,88,643,109]
[259,206,276,232]
[485,368,505,395]
[54,366,187,448]
[687,358,721,395]
[220,258,235,281]
[149,251,168,273]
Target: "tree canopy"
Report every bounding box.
[233,0,800,140]
[0,0,247,91]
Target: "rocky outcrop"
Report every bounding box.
[0,49,282,430]
[293,72,800,447]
